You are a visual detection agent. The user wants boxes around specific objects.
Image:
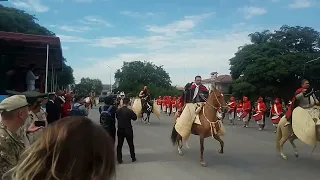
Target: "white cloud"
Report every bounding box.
[62,46,69,51]
[79,16,112,27]
[145,12,215,36]
[288,0,311,9]
[238,6,267,19]
[53,25,91,32]
[71,15,263,86]
[58,35,89,43]
[120,11,158,19]
[11,0,49,13]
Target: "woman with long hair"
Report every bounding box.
[8,116,116,180]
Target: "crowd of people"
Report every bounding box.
[0,90,117,180]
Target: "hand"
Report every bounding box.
[28,125,43,133]
[302,89,307,93]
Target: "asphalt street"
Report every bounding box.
[89,105,320,180]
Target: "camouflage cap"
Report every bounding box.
[0,95,28,112]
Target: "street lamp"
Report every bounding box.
[106,65,112,94]
[303,57,320,76]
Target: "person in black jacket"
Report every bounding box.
[46,93,59,124]
[116,97,137,164]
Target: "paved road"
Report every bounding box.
[89,105,320,180]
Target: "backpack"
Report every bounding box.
[100,105,114,129]
[70,104,86,116]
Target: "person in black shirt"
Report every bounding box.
[116,97,137,164]
[99,96,117,143]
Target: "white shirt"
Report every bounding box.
[26,70,39,85]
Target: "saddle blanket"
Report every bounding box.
[175,103,203,140]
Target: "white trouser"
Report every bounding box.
[27,84,35,91]
[242,114,249,122]
[228,112,235,120]
[256,119,264,125]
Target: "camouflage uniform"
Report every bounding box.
[0,122,25,177]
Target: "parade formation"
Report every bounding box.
[1,1,320,179]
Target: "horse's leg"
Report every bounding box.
[279,136,289,160]
[213,135,224,154]
[147,113,151,125]
[200,136,206,167]
[177,136,184,155]
[289,135,299,158]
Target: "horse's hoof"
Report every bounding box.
[218,149,224,154]
[200,161,207,167]
[294,152,299,158]
[282,156,288,160]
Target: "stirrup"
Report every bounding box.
[284,122,291,127]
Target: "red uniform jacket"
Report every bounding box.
[255,102,267,115]
[157,98,162,105]
[228,101,237,112]
[271,103,283,116]
[166,98,172,108]
[171,99,177,108]
[62,102,71,118]
[285,88,305,120]
[236,103,243,113]
[242,101,251,113]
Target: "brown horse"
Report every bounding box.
[170,87,227,166]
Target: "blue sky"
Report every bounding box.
[3,0,319,86]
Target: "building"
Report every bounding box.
[202,72,232,94]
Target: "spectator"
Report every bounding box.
[7,116,116,180]
[0,95,29,177]
[46,93,59,124]
[70,95,88,116]
[99,96,117,143]
[25,64,39,91]
[116,97,137,164]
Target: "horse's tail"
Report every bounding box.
[276,125,282,152]
[170,125,180,145]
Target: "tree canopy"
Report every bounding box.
[230,25,320,100]
[73,78,103,96]
[114,61,182,97]
[0,5,74,89]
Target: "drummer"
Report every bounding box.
[271,98,283,133]
[285,79,320,126]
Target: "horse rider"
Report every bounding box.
[285,79,320,126]
[181,75,209,114]
[138,86,152,111]
[189,75,209,103]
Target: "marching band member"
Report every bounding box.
[166,96,172,116]
[242,97,251,128]
[171,97,177,114]
[236,100,243,121]
[253,97,267,131]
[176,95,184,118]
[271,98,283,133]
[157,96,162,112]
[162,96,167,113]
[228,96,237,125]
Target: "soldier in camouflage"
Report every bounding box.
[0,95,29,177]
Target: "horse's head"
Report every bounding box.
[208,87,227,111]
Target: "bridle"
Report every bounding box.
[201,89,227,138]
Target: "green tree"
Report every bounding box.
[114,61,182,97]
[73,78,103,96]
[0,5,74,89]
[230,25,320,100]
